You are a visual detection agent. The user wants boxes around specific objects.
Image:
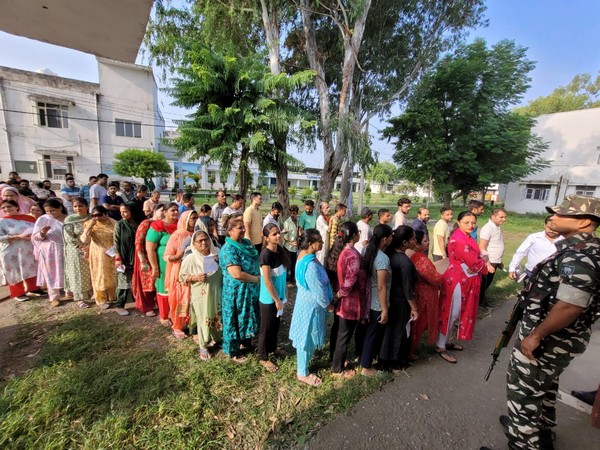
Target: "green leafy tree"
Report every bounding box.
[515,72,600,116]
[366,162,400,194]
[166,43,312,199]
[383,39,549,207]
[112,149,171,185]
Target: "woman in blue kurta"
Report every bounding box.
[289,229,333,387]
[218,218,260,363]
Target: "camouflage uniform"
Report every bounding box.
[505,195,600,450]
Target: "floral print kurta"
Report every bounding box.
[63,214,92,299]
[438,229,488,341]
[0,215,37,285]
[81,218,117,295]
[218,239,260,356]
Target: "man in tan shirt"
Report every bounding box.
[243,192,263,252]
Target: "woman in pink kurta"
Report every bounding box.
[436,211,491,363]
[31,199,68,306]
[330,221,369,377]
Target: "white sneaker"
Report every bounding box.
[14,296,29,302]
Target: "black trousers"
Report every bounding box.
[257,302,280,360]
[285,247,297,283]
[360,309,387,369]
[480,262,502,306]
[331,317,358,373]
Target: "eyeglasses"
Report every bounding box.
[92,213,104,218]
[196,238,209,243]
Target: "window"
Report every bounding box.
[43,155,74,179]
[115,119,142,138]
[36,102,68,128]
[575,185,596,196]
[524,184,550,201]
[14,160,37,174]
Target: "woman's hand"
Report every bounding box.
[378,310,389,325]
[410,308,419,321]
[40,226,51,237]
[326,303,334,313]
[152,267,160,279]
[196,273,207,282]
[275,298,284,311]
[487,262,496,273]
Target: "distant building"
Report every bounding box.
[0,58,165,186]
[503,108,600,213]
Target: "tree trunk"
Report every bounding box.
[339,151,353,214]
[261,0,289,218]
[443,191,452,208]
[300,0,372,202]
[239,143,251,199]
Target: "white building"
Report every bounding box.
[503,108,600,214]
[0,58,165,186]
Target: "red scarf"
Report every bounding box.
[7,214,36,224]
[150,219,178,234]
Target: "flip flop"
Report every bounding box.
[446,343,464,351]
[332,369,355,379]
[77,301,90,309]
[199,349,211,361]
[436,348,457,364]
[160,318,172,327]
[232,355,247,364]
[172,330,187,340]
[260,360,279,373]
[298,373,322,387]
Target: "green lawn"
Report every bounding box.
[0,211,547,449]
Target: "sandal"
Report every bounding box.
[50,300,61,307]
[77,301,90,309]
[446,342,464,351]
[199,349,211,361]
[332,369,355,379]
[172,330,187,340]
[361,367,378,377]
[259,360,279,373]
[436,348,457,364]
[232,355,247,364]
[160,318,172,327]
[297,373,322,387]
[145,310,157,317]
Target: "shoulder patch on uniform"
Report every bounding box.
[560,264,575,277]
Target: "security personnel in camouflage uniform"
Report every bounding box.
[504,195,600,449]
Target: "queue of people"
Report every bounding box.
[2,174,579,387]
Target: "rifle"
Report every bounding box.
[484,293,526,381]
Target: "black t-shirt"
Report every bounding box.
[260,247,283,269]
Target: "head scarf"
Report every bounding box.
[0,187,35,217]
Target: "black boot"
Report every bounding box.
[571,389,597,406]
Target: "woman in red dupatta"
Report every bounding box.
[164,209,198,339]
[436,211,491,363]
[132,204,165,315]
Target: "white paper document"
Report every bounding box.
[461,263,481,278]
[203,255,218,275]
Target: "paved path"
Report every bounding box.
[308,298,599,449]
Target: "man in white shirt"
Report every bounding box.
[432,207,453,261]
[263,201,282,229]
[479,207,507,307]
[355,207,373,254]
[508,216,562,279]
[392,197,411,229]
[211,190,228,245]
[89,173,108,210]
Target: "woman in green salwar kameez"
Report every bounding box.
[63,197,92,308]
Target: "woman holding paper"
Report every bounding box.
[32,199,68,306]
[435,211,490,363]
[80,205,117,309]
[163,209,197,339]
[113,203,138,316]
[179,230,222,360]
[257,223,289,372]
